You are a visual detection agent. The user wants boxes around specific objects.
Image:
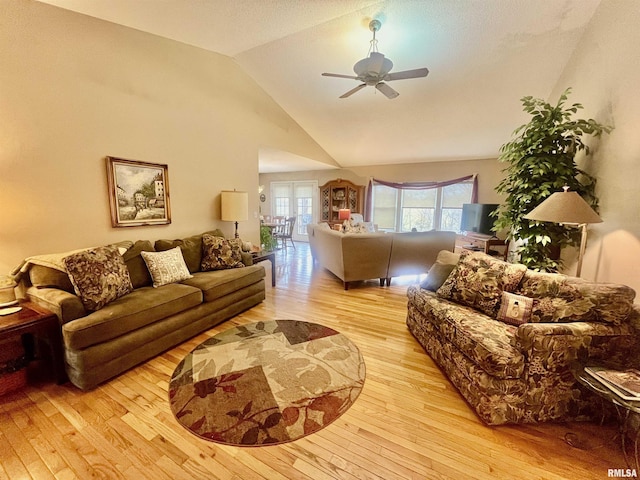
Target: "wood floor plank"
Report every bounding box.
[0,242,630,479]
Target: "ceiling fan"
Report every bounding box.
[322,19,429,99]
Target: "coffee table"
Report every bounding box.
[252,251,276,286]
[0,302,66,384]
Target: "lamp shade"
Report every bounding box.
[338,209,351,221]
[524,189,602,225]
[221,190,248,222]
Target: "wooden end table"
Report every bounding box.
[252,251,276,287]
[0,302,66,384]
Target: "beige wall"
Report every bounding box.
[0,1,334,274]
[547,0,640,293]
[259,157,504,219]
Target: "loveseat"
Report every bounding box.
[307,223,456,289]
[407,249,640,425]
[13,230,265,390]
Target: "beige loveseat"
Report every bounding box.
[14,230,265,390]
[307,223,456,289]
[407,249,639,425]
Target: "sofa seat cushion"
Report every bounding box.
[181,265,265,303]
[62,283,202,350]
[408,286,524,379]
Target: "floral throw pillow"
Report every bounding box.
[201,234,245,271]
[63,245,133,311]
[343,219,373,234]
[141,247,193,288]
[436,250,527,317]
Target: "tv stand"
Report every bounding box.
[456,232,509,261]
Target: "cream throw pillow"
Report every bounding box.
[141,247,192,288]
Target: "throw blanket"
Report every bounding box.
[11,242,133,283]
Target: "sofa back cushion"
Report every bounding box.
[514,270,635,325]
[29,265,75,293]
[437,250,527,317]
[389,231,457,278]
[154,229,225,273]
[122,240,155,289]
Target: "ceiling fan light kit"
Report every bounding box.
[322,19,429,99]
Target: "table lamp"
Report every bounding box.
[524,186,602,277]
[221,190,249,238]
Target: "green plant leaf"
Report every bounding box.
[494,88,611,271]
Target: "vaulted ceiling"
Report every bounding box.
[37,0,601,172]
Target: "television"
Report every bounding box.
[460,203,499,236]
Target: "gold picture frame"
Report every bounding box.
[106,156,171,227]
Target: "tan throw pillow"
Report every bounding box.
[141,247,193,288]
[436,250,527,317]
[63,245,133,311]
[420,250,460,291]
[497,292,534,326]
[201,234,245,271]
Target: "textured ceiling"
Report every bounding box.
[37,0,602,172]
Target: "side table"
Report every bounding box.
[252,251,276,287]
[573,364,640,470]
[0,302,66,384]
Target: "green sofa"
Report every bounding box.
[14,230,265,390]
[407,250,640,425]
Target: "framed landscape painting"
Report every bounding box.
[106,156,171,227]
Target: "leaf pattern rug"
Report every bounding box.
[169,320,366,446]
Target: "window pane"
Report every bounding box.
[441,208,463,232]
[373,185,397,230]
[275,198,289,217]
[296,197,312,235]
[402,189,437,207]
[442,182,473,207]
[402,208,435,232]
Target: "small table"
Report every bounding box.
[0,302,66,384]
[573,365,640,469]
[252,251,276,287]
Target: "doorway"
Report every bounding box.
[270,181,318,242]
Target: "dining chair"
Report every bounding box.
[275,216,296,249]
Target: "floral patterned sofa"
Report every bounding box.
[406,250,640,425]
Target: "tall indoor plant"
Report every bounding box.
[493,88,611,271]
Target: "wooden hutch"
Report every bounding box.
[319,179,364,226]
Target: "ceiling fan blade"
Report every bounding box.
[339,84,367,99]
[322,73,359,80]
[386,67,429,81]
[376,82,399,99]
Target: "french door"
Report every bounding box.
[270,181,318,242]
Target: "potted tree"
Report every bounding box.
[493,88,611,271]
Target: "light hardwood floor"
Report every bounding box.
[0,242,630,479]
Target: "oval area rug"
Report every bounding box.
[168,320,366,446]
